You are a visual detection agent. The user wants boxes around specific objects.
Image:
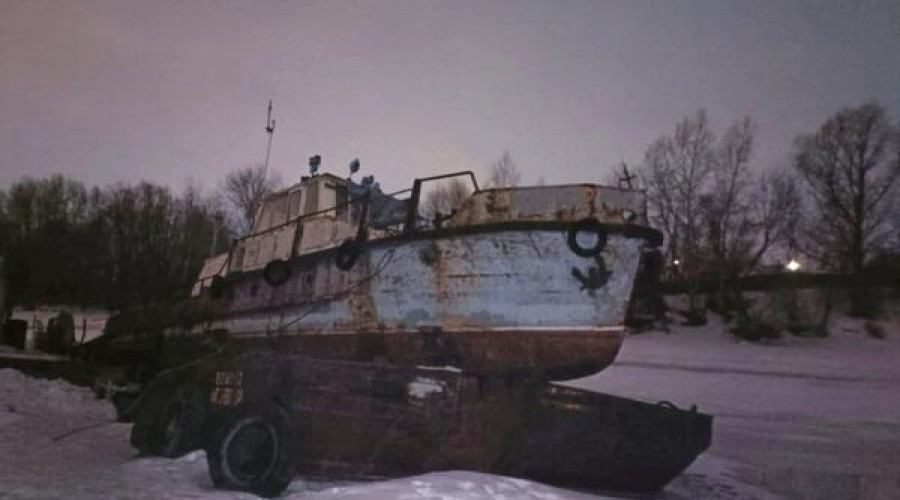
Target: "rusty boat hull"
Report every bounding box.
[94,178,662,381]
[196,221,658,379]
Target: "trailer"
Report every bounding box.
[128,348,712,497]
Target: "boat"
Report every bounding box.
[116,165,710,498]
[175,168,662,380]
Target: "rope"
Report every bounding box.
[280,248,396,330]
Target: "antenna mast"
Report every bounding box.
[263,99,276,174]
[618,162,636,190]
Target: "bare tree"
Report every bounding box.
[488,150,521,188]
[742,170,801,273]
[793,102,900,274]
[642,112,801,277]
[890,192,900,252]
[221,164,282,235]
[702,117,798,276]
[640,110,716,275]
[640,111,716,312]
[640,111,804,319]
[704,118,755,267]
[423,179,471,222]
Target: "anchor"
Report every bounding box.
[572,255,612,292]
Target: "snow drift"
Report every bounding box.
[0,368,116,421]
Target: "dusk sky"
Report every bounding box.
[2,0,899,193]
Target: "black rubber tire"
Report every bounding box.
[210,275,229,298]
[567,218,607,257]
[334,238,360,271]
[206,404,297,498]
[130,409,156,454]
[151,391,207,458]
[263,260,292,287]
[111,392,139,422]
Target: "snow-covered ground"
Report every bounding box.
[1,316,899,499]
[570,315,900,500]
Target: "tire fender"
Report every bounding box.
[335,238,361,271]
[151,390,206,458]
[567,218,607,257]
[263,259,291,287]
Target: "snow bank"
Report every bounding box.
[7,313,898,498]
[285,471,605,500]
[116,454,774,500]
[119,453,616,500]
[0,368,116,421]
[615,310,900,381]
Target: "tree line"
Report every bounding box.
[0,166,282,313]
[1,103,896,316]
[636,102,899,316]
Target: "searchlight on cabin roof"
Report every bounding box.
[309,155,321,176]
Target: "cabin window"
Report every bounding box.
[272,194,289,227]
[334,184,349,222]
[232,245,245,271]
[305,183,319,215]
[253,203,273,233]
[289,190,304,219]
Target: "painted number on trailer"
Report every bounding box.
[210,371,244,406]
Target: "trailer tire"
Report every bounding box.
[567,218,607,257]
[112,392,139,421]
[206,403,297,498]
[151,390,206,458]
[131,411,156,454]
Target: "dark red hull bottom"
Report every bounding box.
[236,328,625,380]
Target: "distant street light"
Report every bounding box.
[673,259,680,266]
[786,259,801,272]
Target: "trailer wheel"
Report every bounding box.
[112,392,139,421]
[130,410,156,454]
[206,403,297,498]
[152,391,206,458]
